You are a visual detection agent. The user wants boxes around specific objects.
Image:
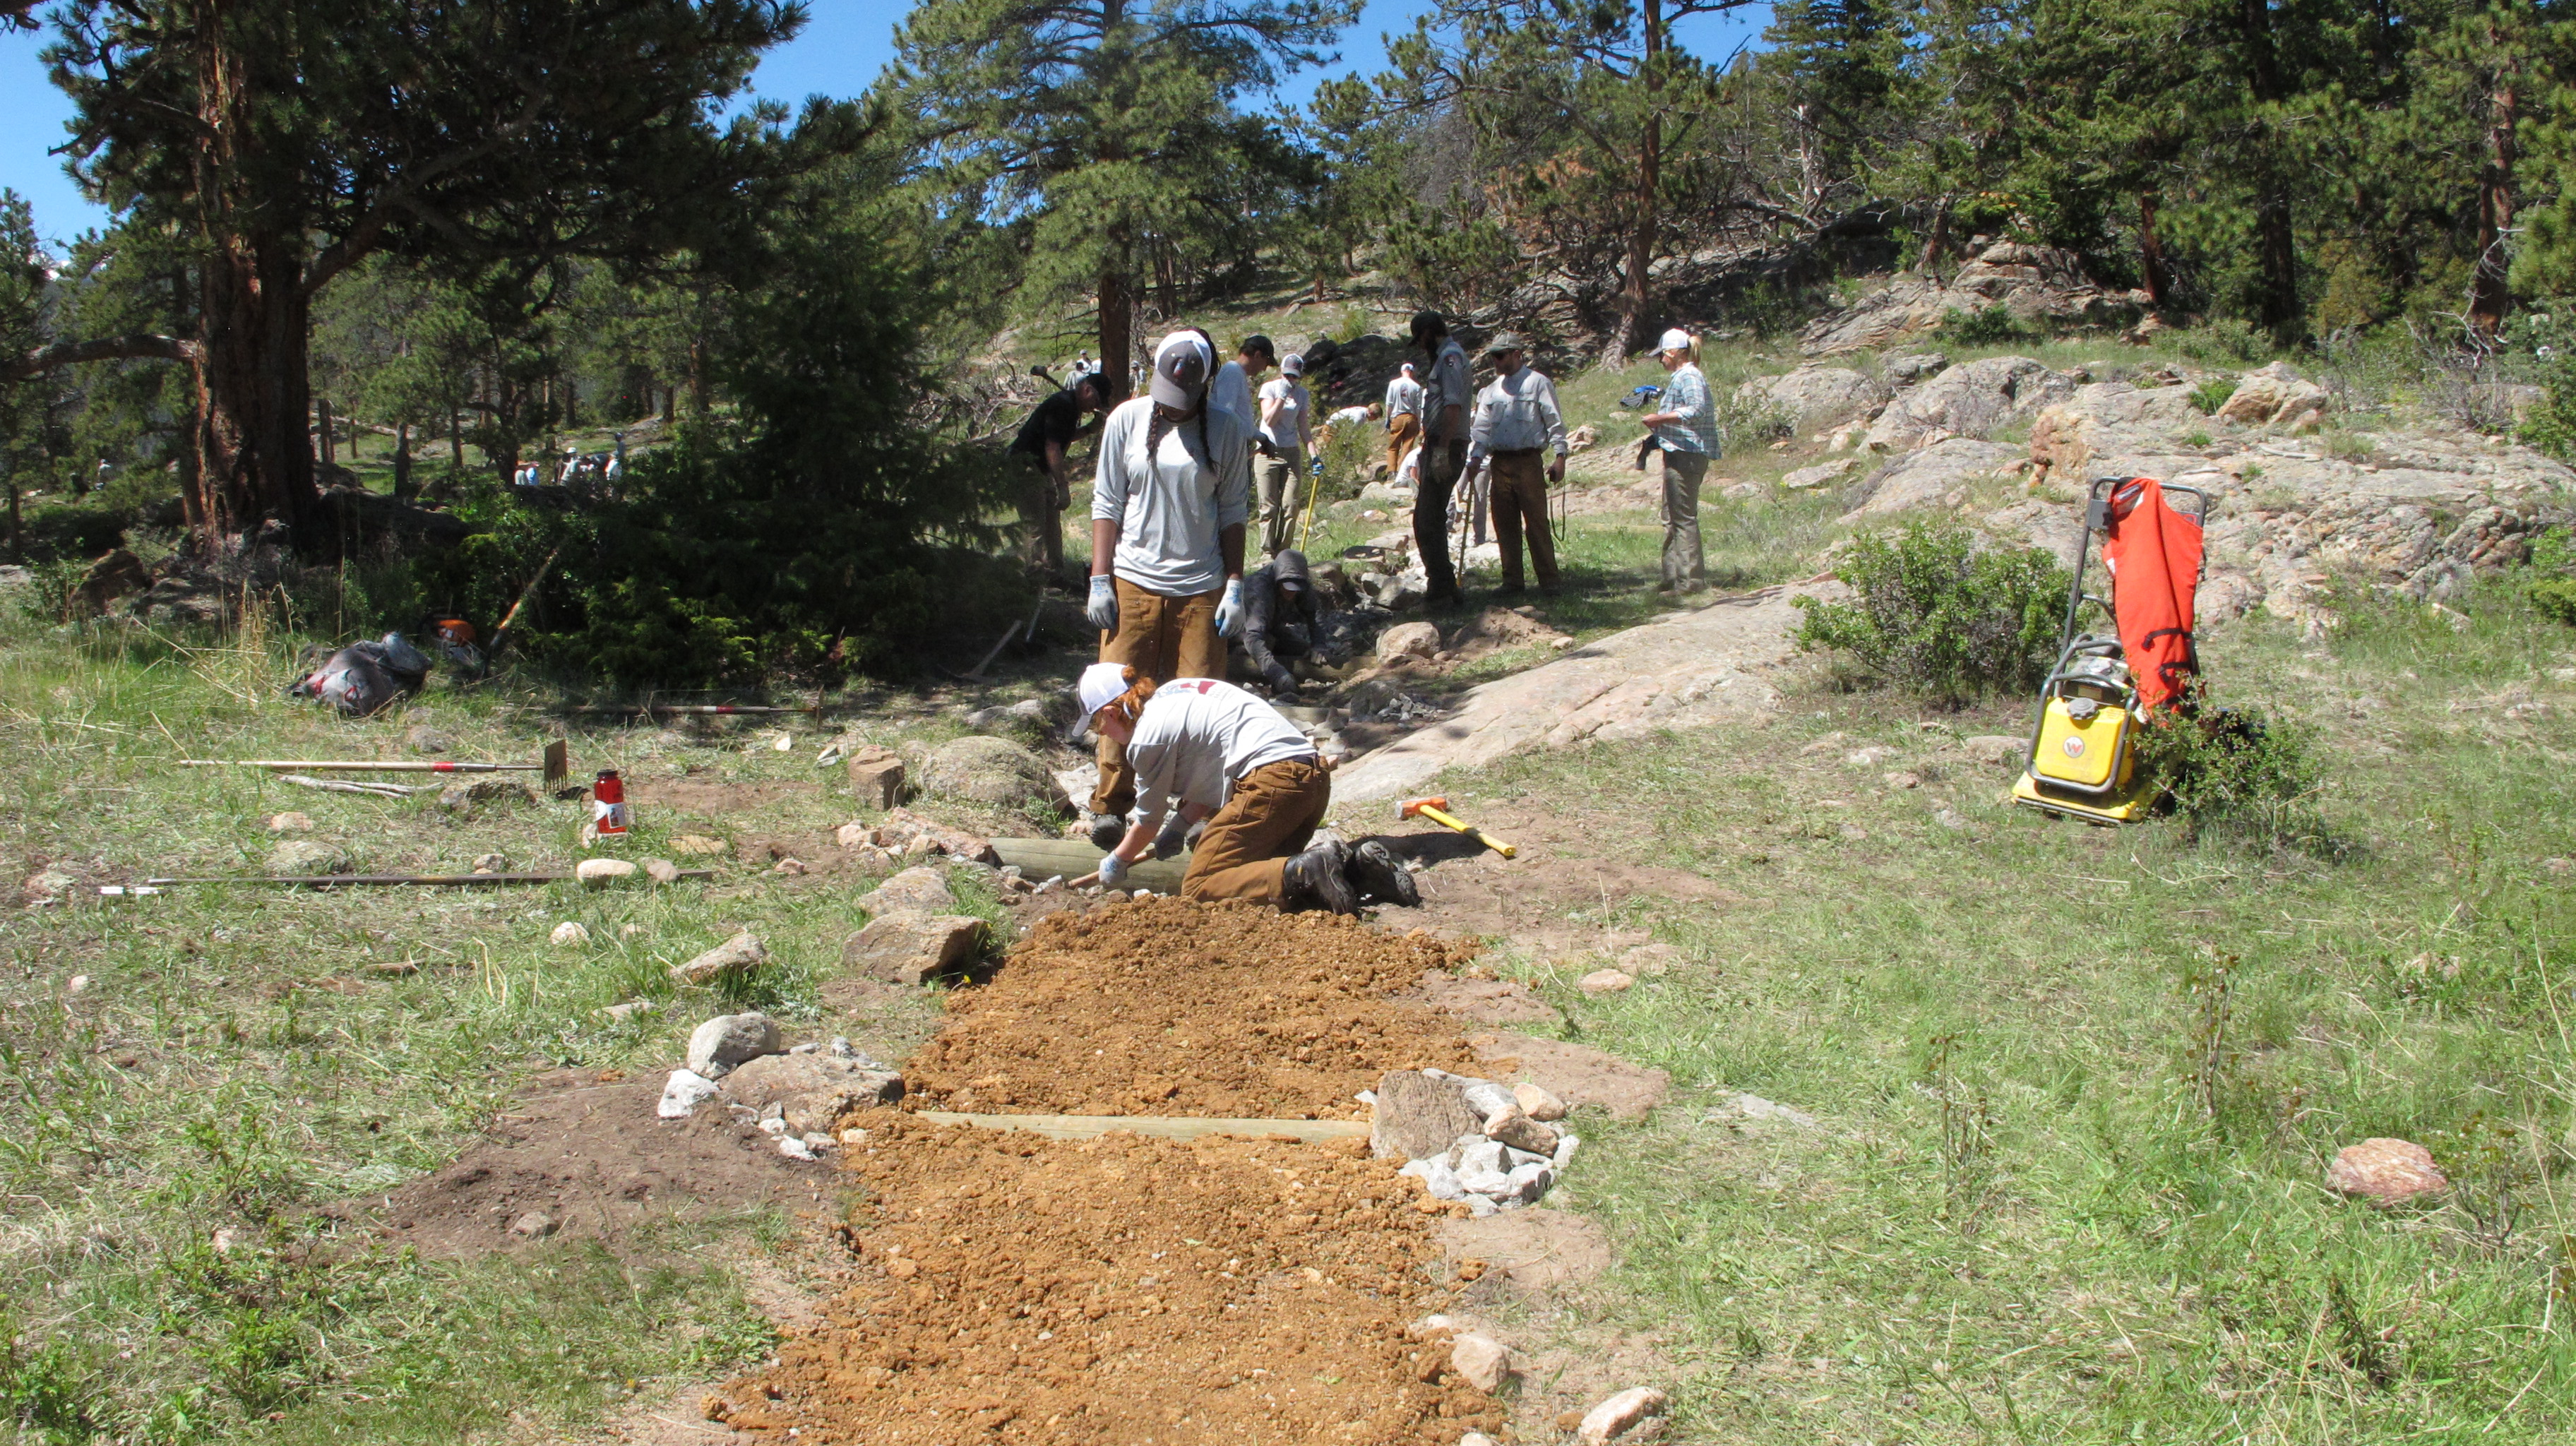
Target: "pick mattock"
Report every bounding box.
[1400,796,1515,857]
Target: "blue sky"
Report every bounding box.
[0,0,1767,249]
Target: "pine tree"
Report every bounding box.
[890,0,1357,397]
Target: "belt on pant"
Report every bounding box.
[1491,447,1543,458]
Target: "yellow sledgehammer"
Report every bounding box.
[1400,796,1515,858]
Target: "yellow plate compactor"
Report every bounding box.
[2010,477,2208,825]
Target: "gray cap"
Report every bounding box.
[1484,331,1530,357]
[1149,333,1212,410]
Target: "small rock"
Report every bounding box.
[619,924,644,940]
[1378,621,1443,660]
[470,852,508,874]
[266,812,314,833]
[1579,1387,1670,1446]
[2544,856,2573,876]
[1883,770,1921,789]
[2327,1137,2447,1204]
[835,822,872,849]
[1844,746,1890,767]
[722,1052,905,1133]
[659,1068,721,1118]
[507,1211,556,1238]
[366,960,419,976]
[406,725,456,753]
[1727,1093,1820,1128]
[1577,969,1634,996]
[799,1131,836,1149]
[778,1135,818,1161]
[772,856,808,877]
[66,974,89,996]
[1479,1103,1561,1156]
[268,839,347,874]
[549,921,590,948]
[790,1041,819,1054]
[1447,1334,1512,1393]
[1512,1081,1568,1121]
[668,834,730,856]
[845,746,907,809]
[687,1012,784,1078]
[671,931,767,985]
[1371,1070,1486,1162]
[839,1127,871,1145]
[20,868,73,903]
[604,1000,658,1022]
[1962,734,2025,766]
[576,858,638,887]
[842,913,989,985]
[855,865,958,917]
[1461,1435,1502,1446]
[643,858,681,885]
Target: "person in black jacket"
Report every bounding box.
[1235,547,1321,695]
[1008,371,1108,575]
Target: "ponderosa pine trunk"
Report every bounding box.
[2236,0,2300,340]
[1604,0,1664,367]
[2469,32,2517,338]
[2138,193,2173,310]
[193,233,317,536]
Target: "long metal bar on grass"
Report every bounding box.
[563,703,819,715]
[137,870,715,888]
[279,774,431,797]
[181,760,544,772]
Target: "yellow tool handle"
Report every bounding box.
[1418,803,1517,858]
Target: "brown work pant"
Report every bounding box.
[1092,579,1224,816]
[1016,455,1064,574]
[1489,450,1560,589]
[1181,757,1331,906]
[1385,412,1420,477]
[1256,448,1306,557]
[1660,450,1707,589]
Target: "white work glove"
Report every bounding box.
[1214,578,1246,639]
[1096,852,1130,888]
[1086,575,1118,633]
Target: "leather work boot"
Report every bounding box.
[1344,839,1420,907]
[1282,840,1359,915]
[1083,811,1126,850]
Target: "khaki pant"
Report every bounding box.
[1015,455,1064,574]
[1181,757,1330,905]
[1489,450,1559,590]
[1385,412,1420,477]
[1092,580,1224,816]
[1256,448,1306,556]
[1660,450,1707,589]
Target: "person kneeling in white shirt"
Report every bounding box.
[1075,663,1419,912]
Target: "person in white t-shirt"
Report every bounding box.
[1255,354,1315,556]
[1075,663,1418,912]
[1210,335,1274,434]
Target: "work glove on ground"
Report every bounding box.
[1261,662,1296,694]
[1214,578,1247,639]
[1152,813,1191,860]
[1086,575,1119,633]
[1096,852,1130,888]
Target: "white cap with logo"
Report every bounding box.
[1148,332,1214,410]
[1077,661,1131,719]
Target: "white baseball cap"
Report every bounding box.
[1281,353,1305,376]
[1078,661,1131,719]
[1148,333,1213,410]
[1657,328,1694,354]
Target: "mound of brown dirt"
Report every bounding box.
[905,897,1484,1117]
[712,1113,1504,1445]
[345,1072,832,1255]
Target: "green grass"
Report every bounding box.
[1431,578,2576,1443]
[0,604,979,1440]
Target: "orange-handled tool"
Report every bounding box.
[1400,796,1515,857]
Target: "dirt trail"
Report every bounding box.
[715,1115,1503,1445]
[907,898,1485,1118]
[708,900,1547,1445]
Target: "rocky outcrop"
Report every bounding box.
[1734,366,1889,434]
[1842,438,2025,520]
[1800,244,2145,355]
[1864,355,2080,453]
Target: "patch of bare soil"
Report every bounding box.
[905,897,1486,1118]
[342,1072,833,1256]
[1381,802,1748,955]
[1467,1032,1672,1121]
[712,1113,1505,1445]
[628,776,825,823]
[1390,971,1566,1028]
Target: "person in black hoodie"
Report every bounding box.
[1236,547,1321,695]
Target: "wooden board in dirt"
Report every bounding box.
[904,896,1485,1118]
[711,1113,1503,1445]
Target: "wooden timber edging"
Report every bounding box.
[914,1111,1371,1145]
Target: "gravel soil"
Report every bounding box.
[904,897,1486,1118]
[712,1112,1504,1445]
